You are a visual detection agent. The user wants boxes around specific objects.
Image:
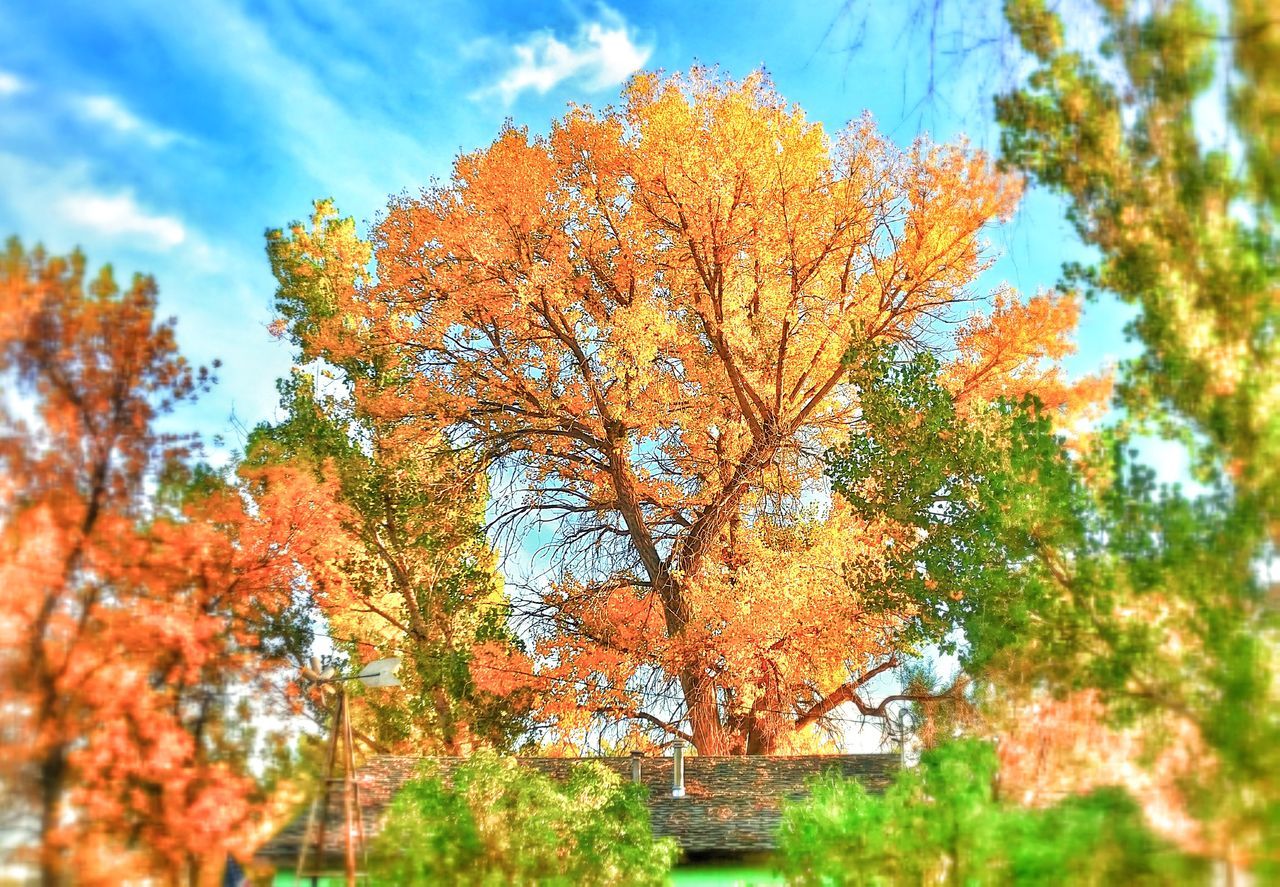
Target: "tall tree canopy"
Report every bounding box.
[274,70,1100,754]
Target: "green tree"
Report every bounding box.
[828,341,1277,868]
[994,0,1279,868]
[248,201,530,755]
[822,0,1279,870]
[777,740,1206,886]
[367,752,678,886]
[998,0,1279,506]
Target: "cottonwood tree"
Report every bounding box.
[274,70,1100,755]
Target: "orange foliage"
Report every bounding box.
[944,286,1111,419]
[279,70,1100,754]
[996,690,1205,853]
[0,243,314,883]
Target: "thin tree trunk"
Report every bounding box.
[39,744,66,887]
[432,685,462,755]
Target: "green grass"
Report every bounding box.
[271,861,782,886]
[670,862,781,886]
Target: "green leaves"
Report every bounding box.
[998,0,1280,504]
[829,338,1272,719]
[777,740,1206,886]
[256,204,529,756]
[992,0,1280,864]
[826,345,1086,670]
[367,753,678,886]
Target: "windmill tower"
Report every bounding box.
[295,656,400,887]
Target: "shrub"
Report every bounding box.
[776,740,1207,886]
[367,752,678,886]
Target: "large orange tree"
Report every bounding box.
[276,70,1100,754]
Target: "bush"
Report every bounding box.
[776,740,1207,886]
[367,752,678,886]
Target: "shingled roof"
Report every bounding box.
[255,752,899,873]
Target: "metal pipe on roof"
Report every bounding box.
[671,740,685,798]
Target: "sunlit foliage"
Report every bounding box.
[274,69,1099,754]
[251,203,530,755]
[367,752,677,886]
[0,240,314,883]
[825,0,1279,872]
[996,0,1280,870]
[777,740,1207,886]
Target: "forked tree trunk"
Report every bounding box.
[681,672,734,755]
[681,682,794,755]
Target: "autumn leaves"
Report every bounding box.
[0,243,339,882]
[274,70,1099,755]
[0,65,1105,880]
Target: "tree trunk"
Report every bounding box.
[39,744,66,887]
[432,685,465,755]
[682,687,794,754]
[745,725,780,755]
[682,672,734,755]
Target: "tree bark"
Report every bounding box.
[681,672,734,755]
[39,743,66,887]
[745,727,780,755]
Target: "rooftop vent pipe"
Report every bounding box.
[671,739,686,799]
[631,750,643,784]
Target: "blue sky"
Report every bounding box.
[0,0,1134,462]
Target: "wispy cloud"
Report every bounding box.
[75,94,182,147]
[0,70,27,96]
[118,0,438,215]
[58,191,187,249]
[478,6,652,104]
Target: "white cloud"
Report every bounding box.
[0,70,26,96]
[75,94,182,147]
[480,7,652,104]
[57,191,187,249]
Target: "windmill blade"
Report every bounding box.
[356,657,402,688]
